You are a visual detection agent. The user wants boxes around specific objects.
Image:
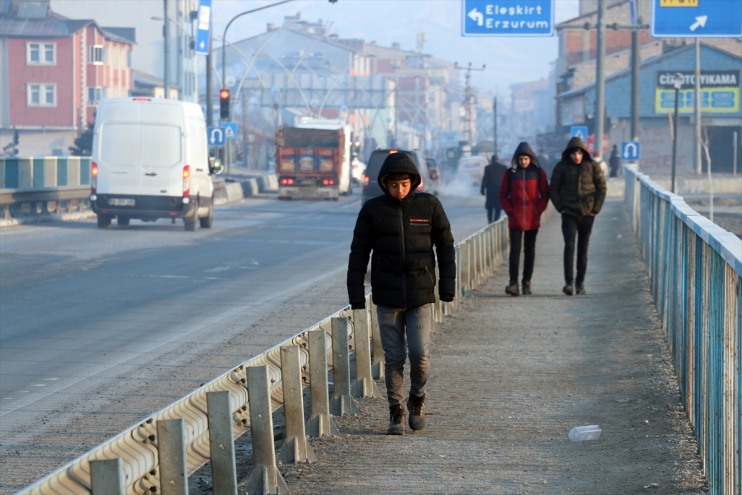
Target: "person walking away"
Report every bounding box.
[609,144,620,178]
[499,141,550,296]
[549,136,607,296]
[480,154,508,223]
[347,152,456,435]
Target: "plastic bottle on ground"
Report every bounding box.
[569,425,602,441]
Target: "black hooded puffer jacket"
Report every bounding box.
[347,152,456,309]
[549,136,607,217]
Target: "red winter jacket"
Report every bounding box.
[499,142,550,231]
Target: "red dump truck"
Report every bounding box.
[275,118,353,200]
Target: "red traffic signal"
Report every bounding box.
[219,88,230,121]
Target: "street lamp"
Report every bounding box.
[671,72,684,194]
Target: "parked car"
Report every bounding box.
[456,155,488,186]
[361,149,431,203]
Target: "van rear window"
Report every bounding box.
[101,123,182,167]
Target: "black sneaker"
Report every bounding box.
[505,283,519,296]
[576,285,586,295]
[521,281,532,295]
[387,404,405,435]
[407,394,426,431]
[562,284,574,296]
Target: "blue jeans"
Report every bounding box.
[376,304,433,407]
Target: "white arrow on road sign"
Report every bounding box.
[571,125,588,140]
[621,141,640,161]
[689,15,707,31]
[208,127,224,146]
[468,8,484,26]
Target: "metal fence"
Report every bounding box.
[17,218,509,494]
[624,166,741,495]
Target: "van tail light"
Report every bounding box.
[182,165,191,197]
[91,161,98,195]
[362,176,369,187]
[417,177,424,191]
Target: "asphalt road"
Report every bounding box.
[0,187,486,494]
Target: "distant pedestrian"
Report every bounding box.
[549,136,607,296]
[480,154,508,223]
[609,145,620,178]
[347,152,456,436]
[499,142,550,296]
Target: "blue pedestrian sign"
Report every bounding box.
[462,0,555,36]
[651,0,742,38]
[621,141,641,161]
[208,126,224,146]
[222,122,238,140]
[194,0,212,55]
[571,125,589,140]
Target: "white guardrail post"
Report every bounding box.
[306,330,340,437]
[89,458,125,494]
[206,391,238,494]
[277,345,317,464]
[330,317,360,416]
[352,308,380,398]
[245,365,289,494]
[156,418,188,495]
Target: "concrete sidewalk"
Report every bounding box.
[260,199,707,494]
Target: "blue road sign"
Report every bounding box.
[462,0,554,36]
[571,126,588,140]
[195,0,212,55]
[621,141,641,161]
[222,122,238,140]
[208,127,224,146]
[651,0,742,38]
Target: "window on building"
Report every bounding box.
[27,83,57,107]
[89,45,104,65]
[27,42,56,65]
[88,87,104,104]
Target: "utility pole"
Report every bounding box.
[595,0,606,159]
[454,62,485,146]
[493,96,498,157]
[163,0,170,99]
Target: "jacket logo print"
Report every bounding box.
[409,218,430,225]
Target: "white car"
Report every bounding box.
[351,158,366,185]
[456,155,488,186]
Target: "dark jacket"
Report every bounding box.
[480,158,508,209]
[499,142,550,231]
[347,152,456,310]
[549,136,607,217]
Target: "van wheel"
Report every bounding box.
[184,217,197,231]
[199,204,213,229]
[97,214,112,229]
[117,216,130,226]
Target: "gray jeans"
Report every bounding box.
[376,304,433,407]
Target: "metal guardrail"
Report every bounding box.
[0,186,90,219]
[625,166,741,495]
[17,218,509,494]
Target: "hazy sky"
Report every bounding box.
[214,0,581,94]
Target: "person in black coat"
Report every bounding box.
[480,155,508,223]
[347,152,456,436]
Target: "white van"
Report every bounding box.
[90,97,221,231]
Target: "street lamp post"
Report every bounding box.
[671,72,684,194]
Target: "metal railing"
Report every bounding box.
[625,166,741,495]
[17,219,509,494]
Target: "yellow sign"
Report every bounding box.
[659,0,698,6]
[654,88,740,114]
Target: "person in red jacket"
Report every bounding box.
[499,141,550,296]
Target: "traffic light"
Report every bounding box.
[219,88,230,121]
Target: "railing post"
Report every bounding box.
[351,308,380,398]
[156,418,188,495]
[306,330,339,437]
[331,317,360,416]
[206,391,238,495]
[277,345,317,463]
[90,458,125,495]
[370,301,385,380]
[245,365,289,494]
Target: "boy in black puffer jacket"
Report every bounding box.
[549,136,607,296]
[347,152,456,435]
